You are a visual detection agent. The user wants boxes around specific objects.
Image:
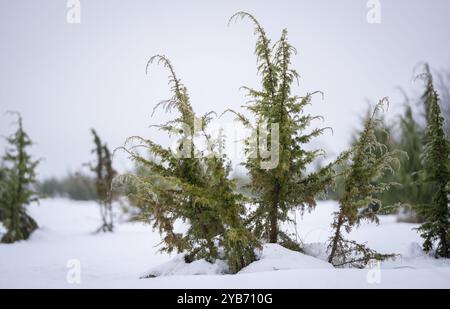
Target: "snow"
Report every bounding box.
[238,244,332,273]
[142,254,229,277]
[0,198,449,288]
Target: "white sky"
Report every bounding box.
[0,0,449,179]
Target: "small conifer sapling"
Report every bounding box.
[227,12,338,248]
[116,55,259,274]
[416,70,450,258]
[0,112,39,243]
[89,129,116,233]
[327,99,401,268]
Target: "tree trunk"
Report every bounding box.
[439,227,449,258]
[268,184,280,243]
[328,211,345,264]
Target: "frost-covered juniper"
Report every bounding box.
[89,129,116,233]
[116,55,259,274]
[0,112,39,243]
[327,98,401,268]
[227,12,336,247]
[416,70,450,258]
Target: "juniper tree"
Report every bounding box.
[116,55,259,273]
[0,112,39,243]
[227,12,333,246]
[327,99,401,268]
[90,129,116,233]
[347,110,400,210]
[329,102,431,220]
[416,72,450,258]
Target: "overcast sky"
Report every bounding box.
[0,0,449,179]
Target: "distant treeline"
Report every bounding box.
[37,173,96,201]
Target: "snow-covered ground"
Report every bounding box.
[0,198,449,288]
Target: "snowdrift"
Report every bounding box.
[143,244,332,278]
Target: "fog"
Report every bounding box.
[0,0,449,179]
